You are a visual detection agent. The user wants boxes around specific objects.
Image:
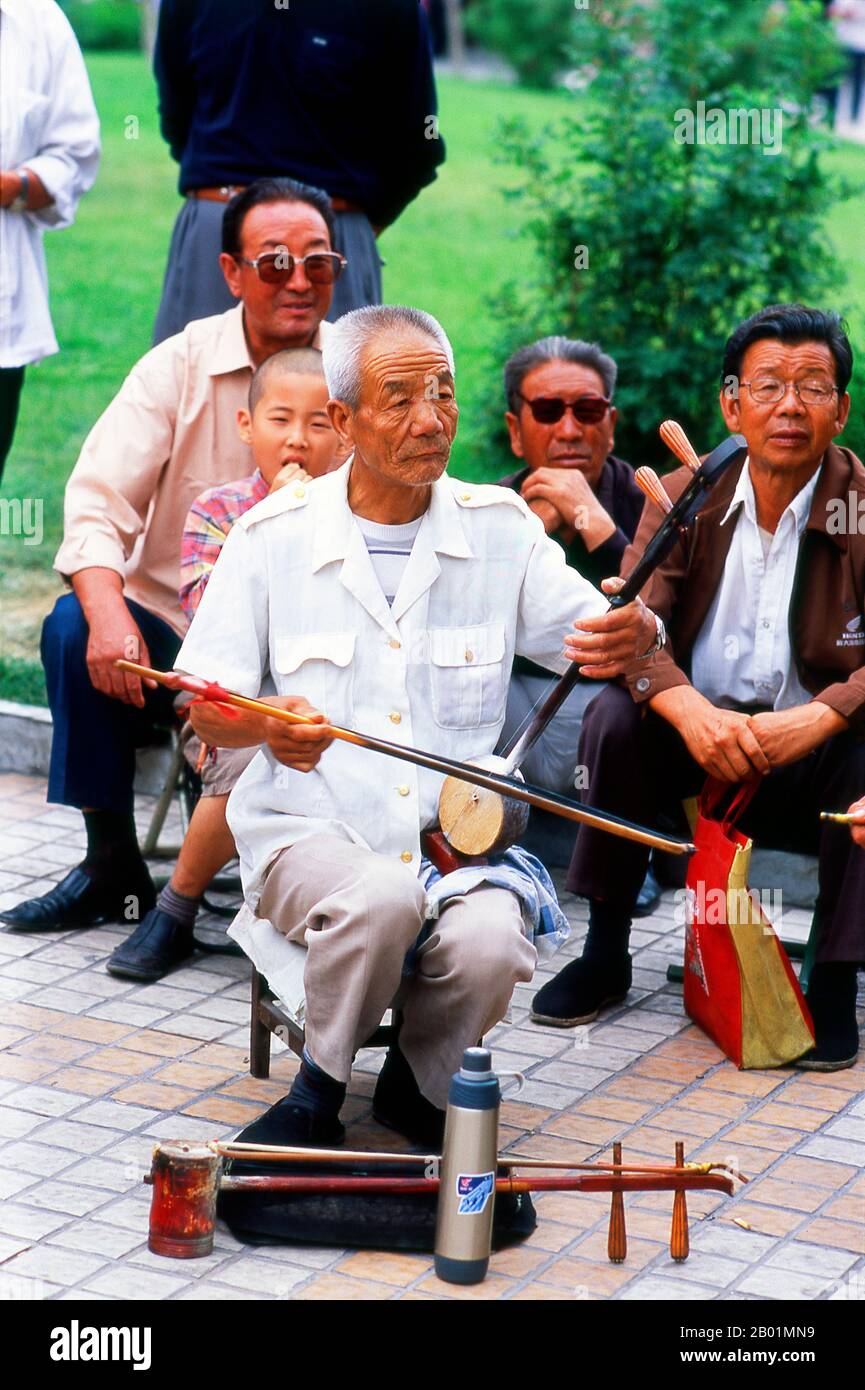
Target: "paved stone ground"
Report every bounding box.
[0,770,863,1303]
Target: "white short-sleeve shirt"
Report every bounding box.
[176,462,608,904]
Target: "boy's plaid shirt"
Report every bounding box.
[179,469,269,622]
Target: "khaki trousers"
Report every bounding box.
[258,833,537,1108]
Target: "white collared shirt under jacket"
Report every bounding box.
[0,0,101,367]
[176,463,609,905]
[690,461,818,711]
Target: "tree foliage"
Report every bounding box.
[479,0,857,471]
[464,0,579,90]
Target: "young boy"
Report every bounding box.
[107,348,345,980]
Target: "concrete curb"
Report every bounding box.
[0,698,53,777]
[0,699,172,794]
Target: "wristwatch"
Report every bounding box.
[638,612,666,661]
[9,169,29,213]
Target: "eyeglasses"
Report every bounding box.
[740,378,838,406]
[517,393,611,425]
[235,251,347,285]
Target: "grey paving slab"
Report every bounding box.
[765,1242,859,1279]
[661,1253,750,1287]
[49,1222,147,1259]
[619,1275,717,1300]
[799,1136,865,1167]
[83,1266,191,1300]
[11,1086,88,1118]
[63,1157,142,1191]
[0,1169,37,1200]
[73,1100,162,1132]
[0,1202,72,1240]
[692,1225,778,1261]
[17,1181,117,1217]
[33,1120,126,1154]
[209,1257,312,1296]
[0,1141,79,1177]
[4,1244,108,1286]
[0,1106,45,1139]
[737,1266,835,1300]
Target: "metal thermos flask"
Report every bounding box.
[434,1046,500,1285]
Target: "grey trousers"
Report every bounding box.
[152,199,383,346]
[498,671,605,794]
[258,833,537,1108]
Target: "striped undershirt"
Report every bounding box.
[355,514,423,605]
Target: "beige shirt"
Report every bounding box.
[53,303,331,634]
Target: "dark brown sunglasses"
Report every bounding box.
[518,393,610,425]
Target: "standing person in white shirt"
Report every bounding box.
[177,304,660,1150]
[0,0,100,480]
[535,304,865,1073]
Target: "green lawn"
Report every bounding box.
[2,52,865,703]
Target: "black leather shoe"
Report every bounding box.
[231,1097,346,1148]
[796,962,860,1072]
[0,864,155,933]
[530,954,632,1027]
[373,1042,446,1151]
[106,907,196,981]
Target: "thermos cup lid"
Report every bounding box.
[460,1047,491,1077]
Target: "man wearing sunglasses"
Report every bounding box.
[495,339,649,833]
[1,178,337,938]
[533,305,865,1072]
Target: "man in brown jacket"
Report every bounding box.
[532,304,865,1070]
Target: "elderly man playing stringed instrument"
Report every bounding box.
[534,305,865,1073]
[175,305,663,1149]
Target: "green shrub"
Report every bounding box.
[464,0,577,90]
[0,658,47,708]
[482,0,858,468]
[58,0,141,52]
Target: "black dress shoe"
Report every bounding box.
[796,962,860,1072]
[530,954,632,1027]
[373,1042,446,1151]
[231,1097,346,1149]
[0,864,155,933]
[106,907,196,981]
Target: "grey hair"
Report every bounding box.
[323,305,455,409]
[503,335,618,413]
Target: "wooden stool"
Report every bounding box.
[249,969,400,1079]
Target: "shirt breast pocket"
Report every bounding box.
[272,632,356,725]
[428,623,508,730]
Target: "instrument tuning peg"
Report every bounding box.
[659,420,702,474]
[635,466,674,516]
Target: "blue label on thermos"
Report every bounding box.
[456,1172,495,1214]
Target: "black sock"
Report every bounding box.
[82,808,145,876]
[287,1049,347,1118]
[583,899,632,968]
[156,883,199,932]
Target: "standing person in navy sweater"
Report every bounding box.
[152,0,445,344]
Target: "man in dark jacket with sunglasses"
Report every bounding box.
[495,336,645,804]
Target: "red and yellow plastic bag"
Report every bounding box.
[683,781,814,1069]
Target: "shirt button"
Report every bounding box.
[636,677,651,694]
[389,712,402,724]
[397,785,410,797]
[465,649,474,662]
[293,487,306,498]
[388,639,401,650]
[400,851,413,863]
[461,492,471,501]
[761,619,771,629]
